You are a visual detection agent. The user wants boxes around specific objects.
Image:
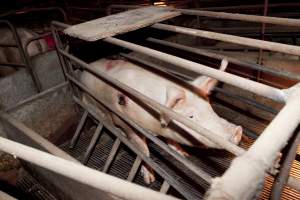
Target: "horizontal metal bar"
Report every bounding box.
[0,62,26,68]
[152,23,300,57]
[61,50,244,156]
[103,37,286,103]
[73,84,213,183]
[120,53,278,115]
[0,43,17,47]
[0,137,178,200]
[147,37,300,81]
[206,85,300,199]
[108,4,300,27]
[72,95,196,200]
[0,111,78,162]
[178,9,300,27]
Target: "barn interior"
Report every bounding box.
[0,1,300,200]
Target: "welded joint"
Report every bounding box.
[282,82,300,102]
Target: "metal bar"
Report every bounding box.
[109,4,300,27]
[69,111,88,149]
[0,62,26,68]
[146,38,300,81]
[0,20,41,92]
[0,137,179,200]
[6,82,68,112]
[61,50,244,156]
[120,53,278,115]
[82,122,104,164]
[0,111,78,162]
[102,138,121,173]
[103,37,286,103]
[74,94,212,183]
[127,156,142,182]
[2,7,68,23]
[160,180,171,193]
[271,130,300,198]
[151,23,300,57]
[206,85,300,199]
[0,43,18,47]
[71,94,196,200]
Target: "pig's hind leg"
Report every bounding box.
[111,115,155,184]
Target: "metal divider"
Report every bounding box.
[0,20,41,91]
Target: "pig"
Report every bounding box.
[80,58,243,184]
[0,27,47,76]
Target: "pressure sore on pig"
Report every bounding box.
[80,58,243,184]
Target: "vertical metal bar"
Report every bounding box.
[102,138,121,173]
[127,156,142,182]
[257,0,269,82]
[0,20,42,92]
[69,111,88,149]
[270,129,300,199]
[82,122,104,164]
[160,180,171,193]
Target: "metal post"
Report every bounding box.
[206,85,300,199]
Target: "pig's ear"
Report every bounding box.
[192,59,228,96]
[160,86,185,128]
[230,126,243,144]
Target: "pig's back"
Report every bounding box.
[88,59,173,105]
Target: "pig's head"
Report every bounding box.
[160,74,243,148]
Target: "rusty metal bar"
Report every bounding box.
[69,111,88,149]
[82,122,104,164]
[103,37,286,103]
[146,37,300,81]
[206,84,300,199]
[61,49,244,156]
[151,23,300,57]
[0,136,179,200]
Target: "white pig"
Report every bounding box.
[80,59,243,184]
[0,27,47,76]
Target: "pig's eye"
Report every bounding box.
[189,115,194,119]
[118,94,126,105]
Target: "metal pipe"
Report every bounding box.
[151,23,300,57]
[0,136,179,200]
[146,37,300,81]
[206,84,300,199]
[108,4,300,27]
[0,20,41,92]
[0,111,77,162]
[73,94,212,183]
[271,130,300,198]
[120,53,278,115]
[0,62,26,68]
[103,37,286,102]
[60,49,245,156]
